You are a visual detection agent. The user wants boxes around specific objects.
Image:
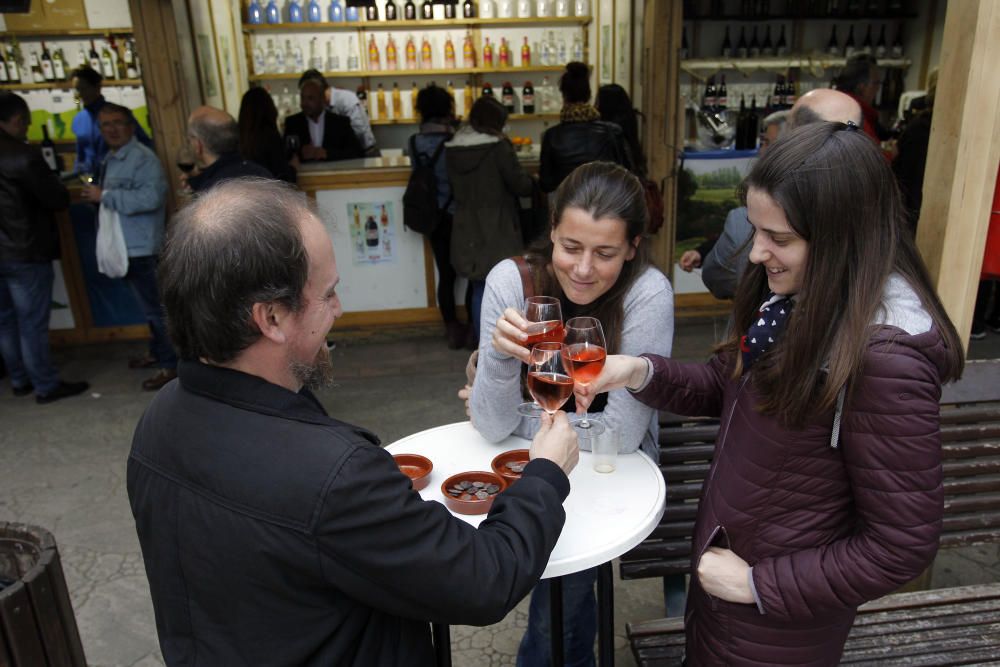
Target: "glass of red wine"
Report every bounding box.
[526,342,574,417]
[562,316,607,436]
[175,146,196,174]
[517,296,564,418]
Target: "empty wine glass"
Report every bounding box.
[517,296,564,417]
[562,316,607,436]
[525,342,573,416]
[284,134,301,159]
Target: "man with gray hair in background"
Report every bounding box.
[127,178,579,666]
[184,105,271,193]
[700,88,864,299]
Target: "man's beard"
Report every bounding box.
[290,344,335,391]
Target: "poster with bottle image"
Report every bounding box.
[348,201,397,265]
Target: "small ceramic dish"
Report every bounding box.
[491,449,530,484]
[440,471,507,515]
[393,453,433,492]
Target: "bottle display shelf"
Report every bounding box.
[243,16,591,32]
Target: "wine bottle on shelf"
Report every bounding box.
[329,0,344,21]
[784,76,796,107]
[376,83,387,118]
[866,0,881,14]
[571,33,583,61]
[480,0,496,17]
[522,80,534,113]
[720,26,732,58]
[386,34,399,69]
[112,37,127,80]
[736,26,748,59]
[463,0,475,17]
[771,75,784,110]
[288,0,304,23]
[123,40,138,79]
[40,41,55,81]
[410,82,419,117]
[444,2,456,19]
[29,50,44,84]
[827,0,840,16]
[392,82,402,118]
[464,79,474,113]
[265,0,280,24]
[309,37,322,69]
[406,34,418,69]
[702,76,716,111]
[498,38,510,68]
[846,0,861,16]
[348,36,360,70]
[292,40,305,72]
[875,24,887,58]
[501,81,515,113]
[887,0,902,14]
[775,24,787,56]
[89,40,102,73]
[844,25,856,58]
[717,75,728,110]
[248,0,263,24]
[308,0,322,22]
[463,32,477,66]
[521,36,531,66]
[891,25,903,58]
[368,34,381,70]
[101,40,117,79]
[735,95,746,149]
[826,25,840,56]
[7,44,22,83]
[325,40,336,70]
[346,4,359,21]
[420,36,433,68]
[748,26,760,58]
[861,24,873,55]
[747,95,759,147]
[421,0,434,19]
[483,37,494,67]
[386,0,398,20]
[444,34,456,68]
[41,124,59,172]
[366,2,379,21]
[404,0,417,19]
[481,81,494,98]
[265,39,278,72]
[761,25,773,56]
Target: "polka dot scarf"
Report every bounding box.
[740,292,794,372]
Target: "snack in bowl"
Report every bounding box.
[441,471,507,515]
[392,453,433,492]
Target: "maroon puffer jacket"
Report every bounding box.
[635,325,949,666]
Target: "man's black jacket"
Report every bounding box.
[127,361,569,666]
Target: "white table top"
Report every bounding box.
[386,421,666,579]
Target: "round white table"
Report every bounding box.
[386,421,666,666]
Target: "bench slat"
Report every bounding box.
[943,492,1000,513]
[0,580,47,667]
[939,404,1000,424]
[944,473,1000,495]
[22,549,74,667]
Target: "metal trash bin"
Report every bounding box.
[0,523,87,666]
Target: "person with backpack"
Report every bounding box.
[405,85,468,349]
[446,96,535,347]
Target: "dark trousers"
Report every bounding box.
[0,260,60,394]
[125,256,177,369]
[428,214,460,323]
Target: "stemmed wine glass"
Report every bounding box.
[284,134,301,160]
[516,296,564,418]
[562,316,607,436]
[525,343,574,416]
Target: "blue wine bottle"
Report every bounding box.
[288,0,304,22]
[345,4,359,21]
[265,0,280,23]
[329,0,344,21]
[247,0,263,24]
[307,0,322,21]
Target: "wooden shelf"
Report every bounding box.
[249,65,565,81]
[3,27,133,38]
[0,78,142,91]
[369,112,559,125]
[682,13,918,21]
[243,16,591,32]
[680,56,911,74]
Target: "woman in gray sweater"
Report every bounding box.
[468,162,674,666]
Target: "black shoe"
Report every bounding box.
[970,321,987,340]
[142,369,177,391]
[12,383,33,397]
[986,318,1000,335]
[36,381,89,404]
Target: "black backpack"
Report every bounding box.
[403,135,451,235]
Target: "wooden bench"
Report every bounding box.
[0,523,87,667]
[621,358,1000,665]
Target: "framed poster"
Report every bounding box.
[613,0,632,85]
[597,0,614,85]
[186,1,224,108]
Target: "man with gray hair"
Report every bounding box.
[700,89,863,299]
[184,105,271,193]
[127,178,579,666]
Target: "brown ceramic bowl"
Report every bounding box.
[393,453,433,492]
[491,449,530,484]
[440,471,507,515]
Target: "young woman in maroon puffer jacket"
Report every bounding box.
[577,121,965,666]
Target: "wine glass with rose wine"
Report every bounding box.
[525,342,574,417]
[516,296,564,417]
[562,316,607,436]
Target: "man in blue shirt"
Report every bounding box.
[71,66,152,175]
[80,103,176,391]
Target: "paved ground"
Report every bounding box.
[1,317,998,666]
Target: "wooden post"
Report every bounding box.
[642,0,681,275]
[915,0,1000,344]
[128,0,193,213]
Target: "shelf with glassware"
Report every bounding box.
[369,111,559,125]
[249,64,567,80]
[0,79,143,91]
[243,16,590,31]
[1,28,135,38]
[680,55,911,75]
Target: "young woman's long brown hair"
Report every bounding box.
[526,161,651,354]
[722,121,964,427]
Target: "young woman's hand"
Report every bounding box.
[491,307,532,363]
[573,355,650,412]
[697,547,754,604]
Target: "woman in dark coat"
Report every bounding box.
[445,96,534,343]
[577,122,965,665]
[539,62,631,193]
[237,87,297,184]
